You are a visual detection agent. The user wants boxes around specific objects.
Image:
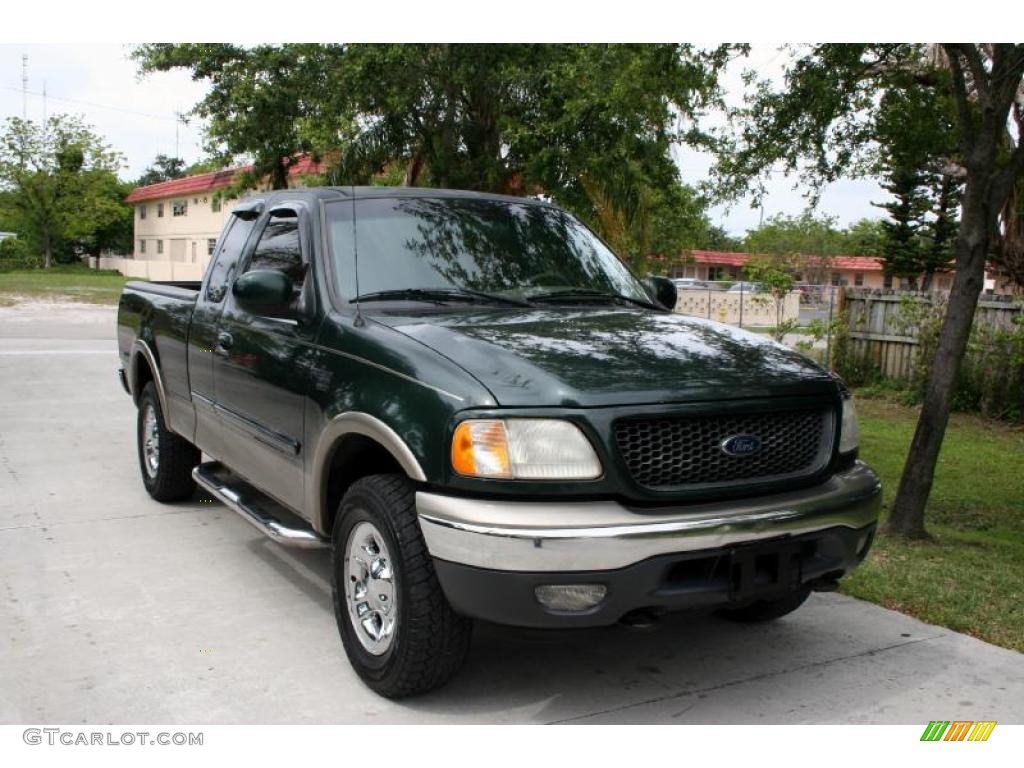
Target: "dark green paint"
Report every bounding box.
[117,187,846,524]
[232,269,295,311]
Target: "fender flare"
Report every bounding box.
[311,412,427,534]
[129,339,172,430]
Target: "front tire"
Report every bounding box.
[331,474,472,698]
[136,382,200,502]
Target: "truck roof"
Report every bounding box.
[236,186,554,208]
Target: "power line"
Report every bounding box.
[0,84,182,123]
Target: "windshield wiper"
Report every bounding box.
[354,287,533,307]
[527,288,663,311]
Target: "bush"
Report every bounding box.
[835,294,1024,422]
[0,238,42,271]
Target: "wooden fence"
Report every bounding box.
[839,289,1024,381]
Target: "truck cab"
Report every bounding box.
[117,187,881,698]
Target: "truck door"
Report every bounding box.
[211,204,318,512]
[187,205,260,454]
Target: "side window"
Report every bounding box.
[205,216,256,302]
[245,212,306,290]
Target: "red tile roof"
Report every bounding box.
[124,155,326,204]
[689,250,884,272]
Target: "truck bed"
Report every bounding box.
[117,280,202,439]
[124,279,202,299]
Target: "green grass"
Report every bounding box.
[0,265,129,305]
[842,396,1024,651]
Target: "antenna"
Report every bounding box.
[351,185,364,327]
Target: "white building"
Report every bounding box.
[99,157,323,281]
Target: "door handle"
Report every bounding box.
[216,332,234,353]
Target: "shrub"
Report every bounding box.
[0,238,42,271]
[835,293,1024,422]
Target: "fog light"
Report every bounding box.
[535,584,607,612]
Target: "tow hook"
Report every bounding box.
[619,608,663,630]
[808,575,842,592]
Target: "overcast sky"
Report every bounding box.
[0,43,889,237]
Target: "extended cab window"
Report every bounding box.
[205,216,256,302]
[246,213,306,290]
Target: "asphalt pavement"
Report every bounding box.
[1,301,1022,724]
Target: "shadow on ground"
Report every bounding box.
[247,518,954,724]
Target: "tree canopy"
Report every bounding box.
[716,44,1024,538]
[133,43,742,270]
[0,115,130,267]
[136,153,187,187]
[871,77,962,286]
[741,211,883,259]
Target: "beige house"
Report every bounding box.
[99,157,324,281]
[668,250,1017,294]
[672,251,900,290]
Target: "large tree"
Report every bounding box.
[743,211,848,257]
[136,153,187,187]
[133,44,326,190]
[134,43,738,270]
[741,211,859,285]
[0,115,127,267]
[872,79,962,287]
[716,44,1024,539]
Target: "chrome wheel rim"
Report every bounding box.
[343,520,397,656]
[142,404,160,478]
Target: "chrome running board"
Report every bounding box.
[192,462,328,550]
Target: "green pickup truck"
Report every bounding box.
[117,187,880,698]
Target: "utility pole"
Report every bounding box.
[42,80,47,124]
[22,54,28,119]
[175,106,182,159]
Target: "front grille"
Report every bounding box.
[613,408,832,490]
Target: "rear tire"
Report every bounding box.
[136,382,200,502]
[331,474,472,698]
[717,587,812,623]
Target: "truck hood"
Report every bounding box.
[373,308,835,408]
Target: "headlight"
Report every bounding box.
[451,419,602,480]
[839,395,859,453]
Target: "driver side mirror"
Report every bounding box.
[642,275,678,311]
[233,269,294,315]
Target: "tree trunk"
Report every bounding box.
[271,159,289,190]
[404,152,425,186]
[887,43,1024,540]
[886,183,992,538]
[43,229,53,269]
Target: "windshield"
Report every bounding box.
[325,196,649,304]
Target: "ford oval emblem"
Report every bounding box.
[720,434,762,457]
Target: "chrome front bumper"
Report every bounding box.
[418,461,881,572]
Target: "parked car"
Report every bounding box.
[727,281,764,293]
[117,187,880,698]
[672,277,710,290]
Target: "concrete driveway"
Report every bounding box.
[1,301,1022,724]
